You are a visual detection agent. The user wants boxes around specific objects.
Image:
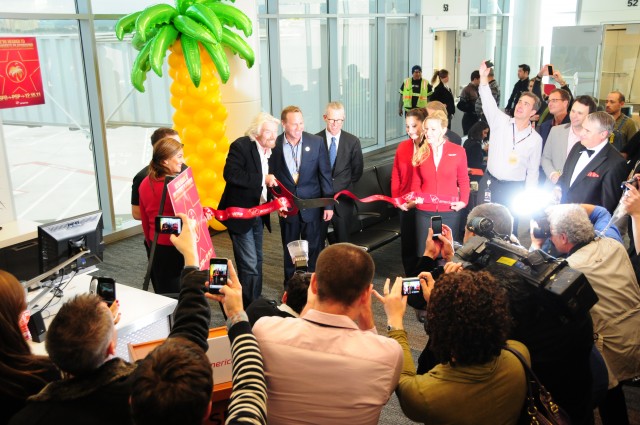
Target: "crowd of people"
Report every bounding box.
[4,57,640,425]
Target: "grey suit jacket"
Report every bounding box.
[541,123,571,182]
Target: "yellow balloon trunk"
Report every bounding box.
[168,42,230,231]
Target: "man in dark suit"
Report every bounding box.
[316,101,364,243]
[269,105,334,283]
[218,112,280,306]
[558,111,627,214]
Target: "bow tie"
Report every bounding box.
[579,148,595,157]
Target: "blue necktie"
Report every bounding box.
[329,137,337,167]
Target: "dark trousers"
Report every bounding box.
[462,112,478,136]
[476,172,525,234]
[229,217,264,308]
[280,212,324,284]
[149,243,184,294]
[399,209,418,276]
[598,384,629,425]
[329,197,355,243]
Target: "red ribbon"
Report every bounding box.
[204,179,460,222]
[333,190,459,206]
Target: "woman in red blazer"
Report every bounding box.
[392,107,427,275]
[411,110,470,248]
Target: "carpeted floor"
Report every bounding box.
[97,221,640,425]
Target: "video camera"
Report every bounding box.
[455,218,598,317]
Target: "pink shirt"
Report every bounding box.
[253,309,403,425]
[567,125,581,157]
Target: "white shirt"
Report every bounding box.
[569,139,608,187]
[479,84,542,188]
[255,141,272,203]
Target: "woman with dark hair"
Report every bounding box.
[377,269,528,425]
[411,110,469,243]
[464,121,489,182]
[139,137,186,294]
[392,107,428,275]
[428,69,455,127]
[0,270,59,423]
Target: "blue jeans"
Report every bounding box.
[229,217,263,307]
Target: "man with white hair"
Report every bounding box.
[557,111,627,214]
[533,203,640,424]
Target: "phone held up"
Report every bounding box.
[208,258,228,294]
[156,216,182,235]
[90,277,116,307]
[401,277,422,296]
[431,215,443,240]
[484,60,494,68]
[547,65,554,76]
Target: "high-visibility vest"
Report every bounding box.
[401,78,430,110]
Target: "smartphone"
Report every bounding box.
[95,277,116,307]
[431,216,443,240]
[547,65,554,76]
[208,258,228,294]
[156,216,182,235]
[484,60,494,68]
[401,277,422,296]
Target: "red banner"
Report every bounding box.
[0,37,45,109]
[167,168,215,270]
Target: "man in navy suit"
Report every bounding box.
[558,111,627,214]
[269,106,334,283]
[316,101,364,243]
[219,112,280,306]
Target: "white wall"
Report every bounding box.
[420,0,468,76]
[579,0,640,25]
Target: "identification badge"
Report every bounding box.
[292,172,299,184]
[508,151,518,166]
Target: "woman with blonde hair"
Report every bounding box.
[138,137,186,294]
[411,110,469,245]
[0,270,59,423]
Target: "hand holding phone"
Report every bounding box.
[401,277,422,296]
[208,258,228,294]
[484,60,494,68]
[547,65,554,76]
[431,216,443,240]
[156,216,182,235]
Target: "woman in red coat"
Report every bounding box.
[392,107,427,275]
[411,110,470,248]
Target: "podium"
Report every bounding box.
[128,327,233,424]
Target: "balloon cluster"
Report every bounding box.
[169,42,230,231]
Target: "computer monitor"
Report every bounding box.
[38,210,105,278]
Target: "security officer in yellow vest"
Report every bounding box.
[398,65,432,116]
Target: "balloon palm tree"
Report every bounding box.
[116,0,255,230]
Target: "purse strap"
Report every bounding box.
[504,346,563,423]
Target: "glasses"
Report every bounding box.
[327,119,344,124]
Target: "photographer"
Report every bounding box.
[375,271,528,425]
[532,203,640,425]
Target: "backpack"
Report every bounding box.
[609,115,629,151]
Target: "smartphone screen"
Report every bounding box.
[208,258,228,294]
[547,65,554,76]
[401,278,421,296]
[431,216,443,239]
[156,216,182,235]
[96,278,116,307]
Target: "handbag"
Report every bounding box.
[504,346,572,425]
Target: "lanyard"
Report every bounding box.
[512,122,532,149]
